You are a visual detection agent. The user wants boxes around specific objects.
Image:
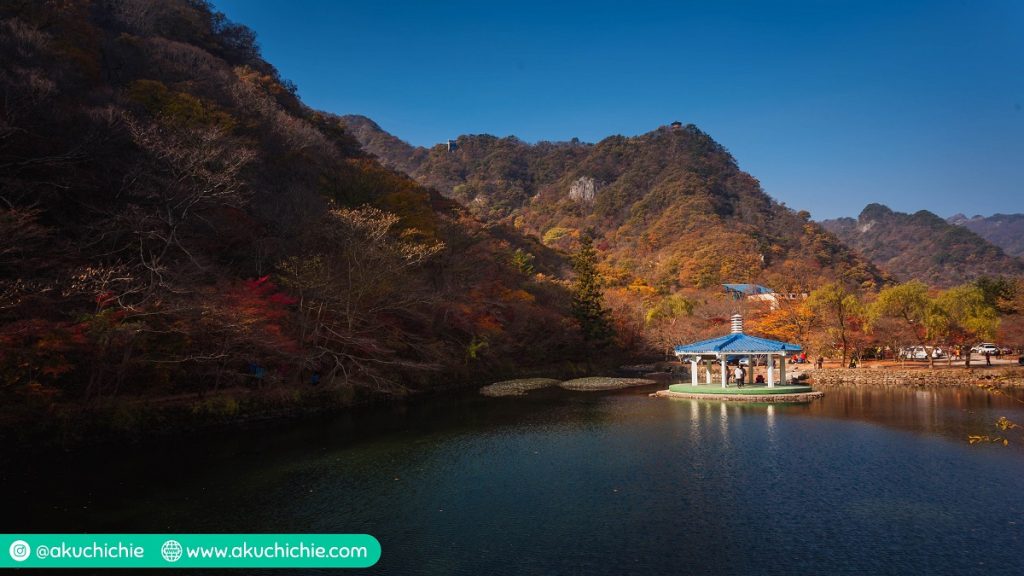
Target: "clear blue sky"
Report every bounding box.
[214,0,1023,220]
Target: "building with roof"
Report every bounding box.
[674,314,802,388]
[722,284,807,310]
[723,283,773,297]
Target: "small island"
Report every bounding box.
[652,314,823,402]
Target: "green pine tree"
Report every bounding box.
[571,232,614,347]
[511,248,535,275]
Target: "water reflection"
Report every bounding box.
[689,398,700,441]
[806,385,1024,443]
[661,384,1024,448]
[719,401,729,442]
[3,385,1024,576]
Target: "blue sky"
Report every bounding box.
[214,0,1023,219]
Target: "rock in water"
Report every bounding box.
[558,377,656,391]
[480,378,561,397]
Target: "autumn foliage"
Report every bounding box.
[0,0,588,424]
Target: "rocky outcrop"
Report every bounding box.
[559,377,656,391]
[568,176,596,203]
[479,378,561,397]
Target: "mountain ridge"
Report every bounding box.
[821,203,1024,286]
[948,212,1024,258]
[341,115,887,294]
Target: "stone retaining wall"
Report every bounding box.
[809,367,1024,389]
[652,389,824,402]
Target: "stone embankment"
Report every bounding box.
[810,367,1024,389]
[652,389,824,402]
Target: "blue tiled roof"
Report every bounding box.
[722,283,774,295]
[674,333,802,355]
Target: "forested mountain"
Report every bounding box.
[338,114,428,177]
[342,116,885,296]
[0,0,585,431]
[821,204,1024,286]
[948,213,1024,258]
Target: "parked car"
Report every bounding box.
[725,356,762,366]
[971,343,1000,355]
[898,346,944,360]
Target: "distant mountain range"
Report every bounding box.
[821,204,1024,286]
[948,213,1024,258]
[342,115,886,294]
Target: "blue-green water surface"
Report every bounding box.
[5,384,1024,575]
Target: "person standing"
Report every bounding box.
[985,351,992,366]
[816,356,824,369]
[733,365,744,388]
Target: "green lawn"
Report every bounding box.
[667,383,814,395]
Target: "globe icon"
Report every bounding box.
[160,540,183,563]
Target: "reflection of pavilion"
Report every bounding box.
[655,314,823,402]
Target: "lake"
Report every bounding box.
[4,384,1024,575]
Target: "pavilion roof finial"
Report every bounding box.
[730,314,743,334]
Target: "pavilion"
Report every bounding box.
[674,314,802,389]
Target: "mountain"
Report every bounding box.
[0,0,584,430]
[821,204,1024,286]
[948,213,1024,259]
[342,116,886,295]
[338,114,428,176]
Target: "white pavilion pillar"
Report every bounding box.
[690,358,698,386]
[719,354,727,388]
[767,354,775,388]
[704,360,712,385]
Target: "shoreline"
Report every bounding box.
[0,356,621,451]
[808,366,1024,389]
[4,364,1022,452]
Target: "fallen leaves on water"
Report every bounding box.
[995,416,1018,431]
[968,417,1019,446]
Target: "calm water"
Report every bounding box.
[5,384,1024,575]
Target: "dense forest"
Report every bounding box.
[344,117,1024,362]
[343,117,885,291]
[3,1,1020,443]
[822,204,1024,287]
[948,213,1024,259]
[342,115,891,352]
[0,0,596,437]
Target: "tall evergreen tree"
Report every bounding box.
[571,232,613,347]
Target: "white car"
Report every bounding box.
[899,346,944,360]
[971,343,1000,355]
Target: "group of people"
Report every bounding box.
[726,355,825,387]
[729,364,769,387]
